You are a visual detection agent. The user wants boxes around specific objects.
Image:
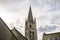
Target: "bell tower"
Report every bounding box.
[25,6,37,40]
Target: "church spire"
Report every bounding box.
[25,6,37,40]
[28,6,33,21]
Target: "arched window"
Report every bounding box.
[30,31,31,34]
[29,31,34,40]
[32,32,34,40]
[29,31,31,38]
[30,24,32,28]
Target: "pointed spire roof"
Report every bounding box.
[28,6,33,21]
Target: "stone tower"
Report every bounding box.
[25,6,37,40]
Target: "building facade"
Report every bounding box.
[25,6,37,40]
[43,32,60,40]
[0,17,28,40]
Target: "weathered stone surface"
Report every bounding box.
[0,18,17,40]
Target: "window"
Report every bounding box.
[30,25,32,28]
[52,36,55,40]
[32,32,34,40]
[25,32,28,37]
[29,31,34,40]
[30,31,31,34]
[47,37,50,40]
[58,35,60,40]
[29,31,31,38]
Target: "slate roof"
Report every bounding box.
[11,27,28,40]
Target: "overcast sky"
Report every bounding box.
[0,0,60,40]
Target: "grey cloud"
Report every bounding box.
[0,0,25,3]
[1,0,60,13]
[0,0,25,6]
[47,0,60,12]
[51,14,60,25]
[8,19,24,34]
[30,0,40,6]
[8,19,23,29]
[0,0,27,13]
[37,0,60,12]
[38,25,57,32]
